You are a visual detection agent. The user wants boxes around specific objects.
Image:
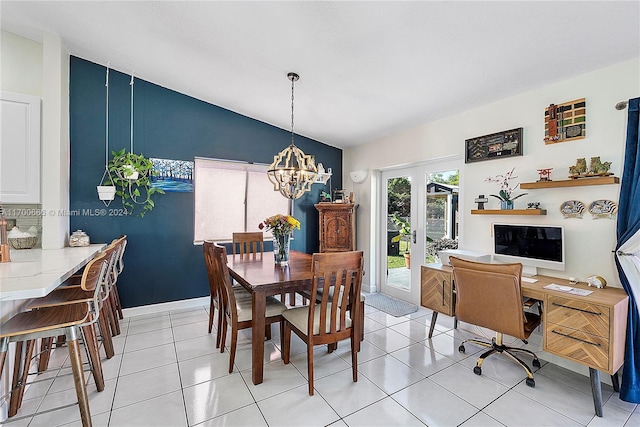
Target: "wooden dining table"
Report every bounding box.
[226,250,312,385]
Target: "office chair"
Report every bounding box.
[450,256,541,387]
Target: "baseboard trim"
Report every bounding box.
[122,296,209,319]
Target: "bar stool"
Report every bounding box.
[110,235,127,320]
[59,237,125,336]
[27,240,121,375]
[0,253,109,426]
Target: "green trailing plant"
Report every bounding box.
[107,149,164,217]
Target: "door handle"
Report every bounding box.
[412,230,416,244]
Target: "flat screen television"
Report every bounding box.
[493,223,565,273]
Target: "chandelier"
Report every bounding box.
[267,72,318,199]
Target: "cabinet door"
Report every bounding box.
[420,266,454,316]
[1,92,41,203]
[323,213,351,251]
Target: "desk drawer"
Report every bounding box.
[546,295,609,338]
[545,324,610,371]
[420,266,454,316]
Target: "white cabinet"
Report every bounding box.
[1,92,41,203]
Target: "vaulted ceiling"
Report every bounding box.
[2,1,638,148]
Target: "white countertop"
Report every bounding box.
[0,244,106,301]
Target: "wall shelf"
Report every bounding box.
[471,209,547,215]
[520,176,619,189]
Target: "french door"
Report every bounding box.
[379,159,461,304]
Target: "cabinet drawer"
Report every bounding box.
[545,324,610,371]
[420,266,454,316]
[546,295,609,338]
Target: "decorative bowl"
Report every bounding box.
[8,236,38,249]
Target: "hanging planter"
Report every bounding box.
[108,148,164,217]
[101,72,163,217]
[97,185,116,201]
[121,165,139,181]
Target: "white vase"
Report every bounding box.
[122,165,139,180]
[97,185,116,201]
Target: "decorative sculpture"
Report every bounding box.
[474,195,489,210]
[537,168,553,181]
[587,157,612,175]
[569,158,587,177]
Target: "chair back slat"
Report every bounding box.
[212,243,239,321]
[202,241,219,301]
[232,232,264,257]
[308,251,363,338]
[79,252,109,311]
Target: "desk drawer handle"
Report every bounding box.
[551,330,601,347]
[551,302,601,316]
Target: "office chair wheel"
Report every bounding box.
[526,377,535,388]
[458,345,465,353]
[532,358,541,368]
[473,366,482,375]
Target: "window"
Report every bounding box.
[193,157,289,243]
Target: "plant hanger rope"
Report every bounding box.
[98,63,115,206]
[130,73,134,153]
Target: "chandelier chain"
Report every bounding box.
[290,75,295,146]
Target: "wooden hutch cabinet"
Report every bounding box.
[315,203,356,252]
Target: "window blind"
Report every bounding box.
[193,157,289,243]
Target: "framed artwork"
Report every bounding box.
[465,128,523,163]
[544,98,586,144]
[150,158,194,192]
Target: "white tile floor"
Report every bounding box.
[5,299,640,427]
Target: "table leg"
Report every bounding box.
[589,367,603,417]
[252,291,267,385]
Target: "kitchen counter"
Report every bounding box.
[0,244,106,301]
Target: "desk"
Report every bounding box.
[226,251,312,385]
[421,263,629,417]
[0,244,106,301]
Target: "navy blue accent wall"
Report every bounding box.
[69,57,342,308]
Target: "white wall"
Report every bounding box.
[345,58,640,291]
[0,32,68,418]
[0,30,43,95]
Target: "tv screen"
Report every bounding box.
[494,224,563,263]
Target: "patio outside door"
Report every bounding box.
[379,160,461,305]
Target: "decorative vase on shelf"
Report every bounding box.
[273,232,291,266]
[501,200,514,210]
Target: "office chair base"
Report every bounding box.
[459,337,539,388]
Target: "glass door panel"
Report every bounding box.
[425,170,460,264]
[380,168,418,302]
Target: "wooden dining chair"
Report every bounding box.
[211,243,288,373]
[282,251,364,395]
[0,252,110,426]
[232,232,264,257]
[232,231,292,304]
[202,240,252,347]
